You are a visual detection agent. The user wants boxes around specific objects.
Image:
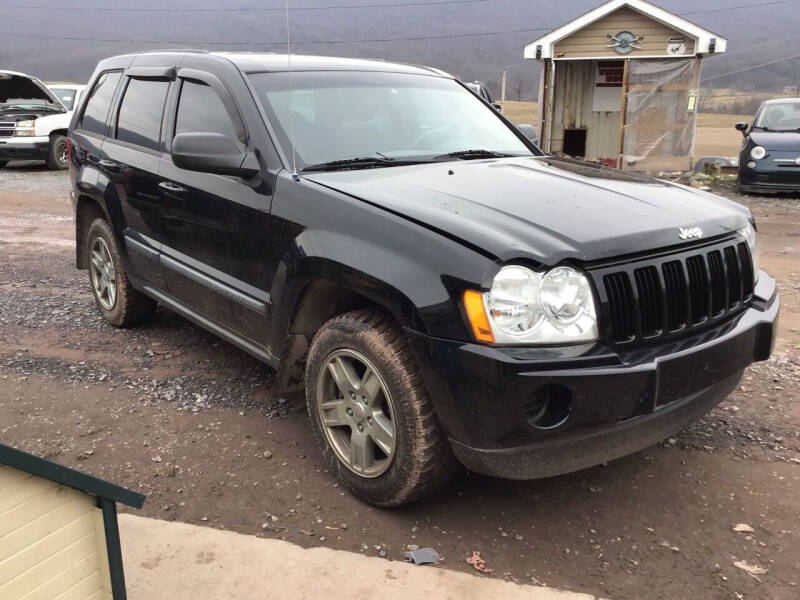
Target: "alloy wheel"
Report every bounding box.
[316,349,397,478]
[89,237,117,310]
[57,141,68,166]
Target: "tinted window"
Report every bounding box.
[79,72,121,135]
[175,80,238,140]
[116,78,169,150]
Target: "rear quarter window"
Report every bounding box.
[115,77,170,150]
[78,71,122,135]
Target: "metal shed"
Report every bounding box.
[524,0,727,172]
[0,442,145,600]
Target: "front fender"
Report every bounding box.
[268,172,494,344]
[34,113,70,137]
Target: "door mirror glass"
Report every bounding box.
[516,123,539,145]
[172,132,258,177]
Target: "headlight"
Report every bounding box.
[749,146,766,160]
[739,221,759,282]
[464,265,598,344]
[14,119,35,137]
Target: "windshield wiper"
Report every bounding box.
[302,156,420,172]
[433,149,512,160]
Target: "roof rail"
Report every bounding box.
[138,48,210,55]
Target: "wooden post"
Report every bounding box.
[501,68,507,102]
[616,58,631,169]
[540,60,550,151]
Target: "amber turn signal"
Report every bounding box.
[463,289,495,343]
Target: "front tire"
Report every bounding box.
[45,134,68,170]
[305,309,456,506]
[86,218,156,327]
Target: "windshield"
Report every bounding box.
[248,70,533,169]
[48,87,77,110]
[753,102,800,131]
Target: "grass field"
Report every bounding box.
[498,101,746,158]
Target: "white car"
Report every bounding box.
[0,71,85,169]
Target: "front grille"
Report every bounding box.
[0,122,15,138]
[591,238,754,345]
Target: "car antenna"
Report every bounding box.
[285,0,300,182]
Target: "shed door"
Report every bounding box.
[621,58,699,172]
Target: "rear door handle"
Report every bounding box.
[158,181,186,194]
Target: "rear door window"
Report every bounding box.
[78,71,122,135]
[116,78,170,150]
[174,80,238,139]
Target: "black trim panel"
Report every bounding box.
[124,234,160,261]
[140,282,279,367]
[160,254,266,314]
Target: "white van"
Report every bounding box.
[0,71,85,169]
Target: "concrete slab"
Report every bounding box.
[119,514,605,600]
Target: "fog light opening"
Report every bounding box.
[525,384,572,430]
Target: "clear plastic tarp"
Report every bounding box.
[621,58,700,172]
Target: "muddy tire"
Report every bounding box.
[45,134,68,170]
[86,218,156,327]
[305,308,456,507]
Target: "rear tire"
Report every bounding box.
[86,218,156,327]
[45,134,68,170]
[305,308,456,507]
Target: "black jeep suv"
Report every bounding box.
[68,51,779,506]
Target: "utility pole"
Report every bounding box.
[501,68,507,102]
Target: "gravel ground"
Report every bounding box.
[0,164,798,600]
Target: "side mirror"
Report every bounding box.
[735,122,749,135]
[516,123,539,146]
[172,132,259,178]
[492,102,503,112]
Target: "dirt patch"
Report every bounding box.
[1,165,798,600]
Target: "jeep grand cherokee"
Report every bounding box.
[68,51,779,506]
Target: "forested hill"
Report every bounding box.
[3,0,798,98]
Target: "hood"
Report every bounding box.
[304,156,750,264]
[749,130,800,151]
[0,71,65,115]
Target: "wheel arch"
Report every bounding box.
[75,195,112,269]
[272,257,427,395]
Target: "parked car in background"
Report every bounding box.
[464,79,503,111]
[47,83,86,113]
[736,98,800,194]
[69,51,777,507]
[0,70,84,169]
[464,80,494,103]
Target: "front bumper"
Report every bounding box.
[739,161,800,193]
[408,272,779,479]
[0,136,50,161]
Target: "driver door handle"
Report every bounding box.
[158,181,186,194]
[98,159,119,170]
